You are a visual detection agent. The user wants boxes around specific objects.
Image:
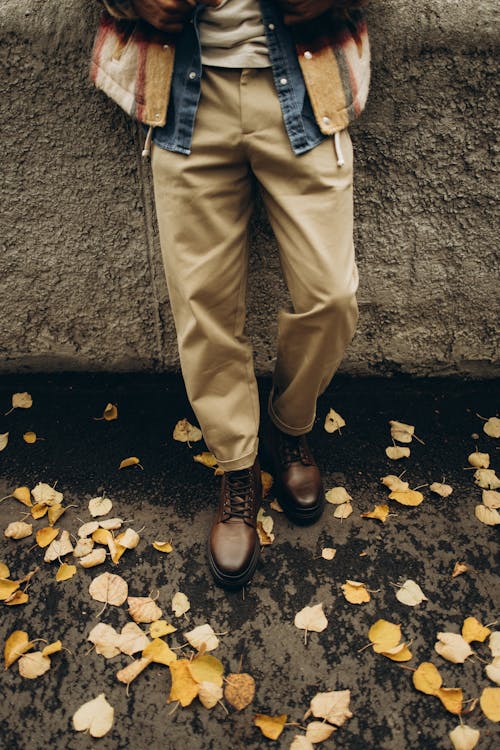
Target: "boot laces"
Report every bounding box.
[279,432,314,467]
[222,469,255,525]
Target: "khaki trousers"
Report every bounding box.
[151,66,359,471]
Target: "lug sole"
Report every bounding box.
[207,539,261,590]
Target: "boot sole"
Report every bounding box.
[207,540,261,590]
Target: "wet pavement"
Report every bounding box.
[0,373,498,750]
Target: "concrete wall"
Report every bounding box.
[0,0,498,377]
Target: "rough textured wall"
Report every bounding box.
[0,0,498,376]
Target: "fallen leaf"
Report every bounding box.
[72,694,114,738]
[261,471,273,498]
[480,686,500,721]
[5,591,29,606]
[117,622,150,656]
[41,641,61,657]
[198,681,223,709]
[380,642,413,662]
[116,656,151,685]
[167,659,199,706]
[79,548,107,568]
[325,487,352,505]
[99,518,123,531]
[253,713,287,741]
[150,620,177,638]
[31,482,63,507]
[395,580,428,606]
[436,687,463,714]
[172,592,190,617]
[321,548,336,560]
[184,624,219,652]
[389,420,415,443]
[224,673,255,710]
[4,521,33,540]
[153,541,173,553]
[128,596,162,624]
[468,451,490,468]
[483,416,500,438]
[88,623,120,658]
[44,530,74,562]
[473,469,500,490]
[413,662,443,695]
[361,504,389,522]
[341,581,370,604]
[188,654,224,686]
[380,475,409,491]
[56,563,76,582]
[115,528,140,549]
[388,489,424,506]
[256,507,275,545]
[333,503,353,519]
[31,503,48,519]
[270,499,283,512]
[18,652,51,679]
[452,562,469,579]
[119,456,142,469]
[485,658,500,686]
[290,737,314,750]
[36,526,59,548]
[462,617,491,644]
[97,402,118,421]
[11,392,33,410]
[483,490,500,509]
[12,486,32,507]
[305,721,336,742]
[0,579,20,601]
[47,504,65,525]
[435,632,474,663]
[89,572,128,606]
[23,431,38,444]
[324,408,345,434]
[490,632,500,657]
[193,452,218,470]
[142,638,177,666]
[474,505,500,526]
[173,418,202,444]
[0,562,10,577]
[448,724,480,750]
[368,620,402,653]
[294,603,328,636]
[429,482,453,497]
[73,538,94,558]
[88,496,113,517]
[306,689,352,726]
[0,432,8,451]
[4,630,34,669]
[385,446,410,460]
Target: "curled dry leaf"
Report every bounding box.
[270,499,283,512]
[119,456,142,469]
[88,496,113,517]
[198,681,223,709]
[395,580,428,607]
[483,416,500,438]
[48,504,65,525]
[89,572,128,606]
[172,591,190,617]
[429,482,453,497]
[168,659,200,706]
[305,721,335,742]
[100,402,118,421]
[385,446,410,460]
[4,522,33,540]
[18,652,51,679]
[321,548,336,560]
[72,693,114,738]
[44,530,73,563]
[290,736,314,750]
[116,656,151,685]
[256,508,274,545]
[93,528,113,546]
[173,418,203,444]
[381,643,413,662]
[388,489,424,507]
[253,714,287,741]
[0,579,19,601]
[5,591,29,606]
[128,596,162,624]
[452,562,469,579]
[294,603,328,635]
[115,528,140,549]
[324,408,345,434]
[153,541,173,553]
[334,503,353,520]
[448,724,480,750]
[468,451,490,469]
[261,471,273,498]
[361,504,389,522]
[31,503,48,520]
[389,420,415,443]
[306,689,352,726]
[473,469,500,490]
[325,487,352,505]
[480,687,500,722]
[99,518,123,531]
[4,630,34,669]
[184,624,219,652]
[434,632,474,664]
[79,548,107,568]
[224,673,255,711]
[341,581,370,604]
[31,482,63,507]
[483,490,500,509]
[193,452,218,470]
[462,617,491,644]
[474,505,500,526]
[380,475,409,492]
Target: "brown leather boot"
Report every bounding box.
[208,458,262,589]
[265,420,324,525]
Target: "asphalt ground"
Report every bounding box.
[0,373,499,750]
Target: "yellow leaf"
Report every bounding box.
[30,503,48,519]
[47,504,65,525]
[23,431,37,444]
[361,504,389,522]
[11,392,32,410]
[173,419,203,444]
[108,537,127,565]
[224,673,255,711]
[4,591,29,606]
[261,471,273,498]
[12,486,32,507]
[92,528,113,545]
[462,617,491,644]
[188,654,224,686]
[103,403,118,421]
[381,643,413,662]
[436,687,463,715]
[253,713,287,741]
[153,541,173,553]
[42,640,62,657]
[56,563,76,582]
[452,562,469,579]
[270,499,283,512]
[142,638,177,666]
[36,526,59,548]
[483,416,500,438]
[388,489,424,506]
[4,630,34,669]
[480,686,500,722]
[468,451,490,469]
[167,659,200,706]
[368,620,402,653]
[341,580,370,604]
[413,662,443,695]
[0,563,10,578]
[0,579,20,601]
[119,456,141,469]
[193,452,219,470]
[0,432,8,451]
[150,620,177,638]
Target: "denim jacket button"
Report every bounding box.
[268,23,275,30]
[304,51,312,60]
[322,116,331,125]
[188,71,197,80]
[280,77,288,85]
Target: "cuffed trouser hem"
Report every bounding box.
[214,441,259,472]
[267,390,315,436]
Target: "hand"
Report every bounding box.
[275,0,341,25]
[132,0,221,34]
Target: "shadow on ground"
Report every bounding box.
[0,373,498,750]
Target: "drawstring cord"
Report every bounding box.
[142,124,154,159]
[334,130,345,167]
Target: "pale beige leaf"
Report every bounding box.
[395,580,428,606]
[468,451,490,468]
[333,502,353,519]
[448,724,480,750]
[87,623,120,658]
[256,508,275,545]
[321,548,336,560]
[31,482,63,506]
[307,689,352,726]
[435,632,474,663]
[429,482,453,497]
[325,487,352,505]
[385,446,410,460]
[489,632,500,657]
[482,490,500,509]
[79,548,107,568]
[4,521,32,540]
[88,496,113,517]
[290,736,314,750]
[483,416,500,438]
[294,603,328,634]
[474,504,500,525]
[12,392,32,409]
[99,518,123,530]
[198,681,223,709]
[380,474,409,491]
[172,591,190,617]
[324,408,346,433]
[388,489,424,506]
[72,693,114,738]
[305,721,336,742]
[116,656,151,685]
[73,538,94,558]
[0,432,9,451]
[115,528,140,549]
[44,530,74,562]
[78,521,99,538]
[485,658,500,686]
[18,652,51,679]
[184,624,219,652]
[88,572,128,606]
[173,418,203,443]
[389,420,414,443]
[473,468,500,490]
[341,580,370,604]
[127,596,162,624]
[117,622,150,656]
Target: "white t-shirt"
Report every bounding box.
[198,0,271,68]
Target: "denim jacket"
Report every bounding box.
[91,1,370,157]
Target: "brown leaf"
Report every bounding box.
[224,673,256,711]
